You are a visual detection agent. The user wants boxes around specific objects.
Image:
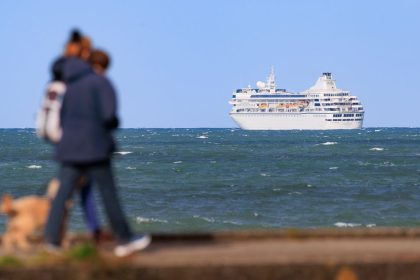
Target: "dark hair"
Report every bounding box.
[69,29,82,43]
[89,49,111,70]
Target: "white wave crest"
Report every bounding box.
[193,215,215,223]
[329,167,339,170]
[126,167,136,170]
[321,142,337,146]
[27,165,42,169]
[222,220,243,225]
[378,161,395,167]
[136,216,168,224]
[288,191,302,195]
[334,222,362,228]
[173,161,183,164]
[114,151,133,155]
[370,147,384,151]
[196,135,208,139]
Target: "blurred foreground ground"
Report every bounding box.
[2,228,420,279]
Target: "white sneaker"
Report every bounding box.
[114,235,151,257]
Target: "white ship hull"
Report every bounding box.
[230,113,363,130]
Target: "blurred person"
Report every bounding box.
[44,30,150,257]
[80,48,112,241]
[40,30,103,242]
[36,29,102,242]
[89,49,110,75]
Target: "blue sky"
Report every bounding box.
[0,0,419,128]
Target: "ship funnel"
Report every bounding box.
[305,72,339,92]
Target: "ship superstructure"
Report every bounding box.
[229,69,364,130]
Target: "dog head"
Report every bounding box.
[0,194,15,215]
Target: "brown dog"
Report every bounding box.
[0,179,60,251]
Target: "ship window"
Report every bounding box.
[315,103,320,106]
[232,95,236,98]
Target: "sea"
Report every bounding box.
[0,128,419,233]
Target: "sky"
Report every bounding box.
[0,0,419,128]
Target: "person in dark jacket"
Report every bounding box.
[45,51,150,257]
[49,30,103,243]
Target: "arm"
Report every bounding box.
[97,77,119,129]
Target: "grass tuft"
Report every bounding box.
[0,256,23,267]
[67,243,98,262]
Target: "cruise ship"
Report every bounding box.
[229,69,364,130]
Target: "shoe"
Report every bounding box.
[114,235,151,257]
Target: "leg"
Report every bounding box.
[45,164,80,246]
[80,179,102,233]
[87,161,132,243]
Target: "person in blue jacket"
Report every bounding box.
[45,31,150,257]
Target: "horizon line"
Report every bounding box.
[1,126,419,130]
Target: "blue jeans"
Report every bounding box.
[45,160,133,246]
[79,179,101,233]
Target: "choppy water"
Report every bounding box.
[0,128,419,233]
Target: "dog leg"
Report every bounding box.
[2,232,14,252]
[15,232,30,251]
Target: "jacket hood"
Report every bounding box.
[62,57,92,83]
